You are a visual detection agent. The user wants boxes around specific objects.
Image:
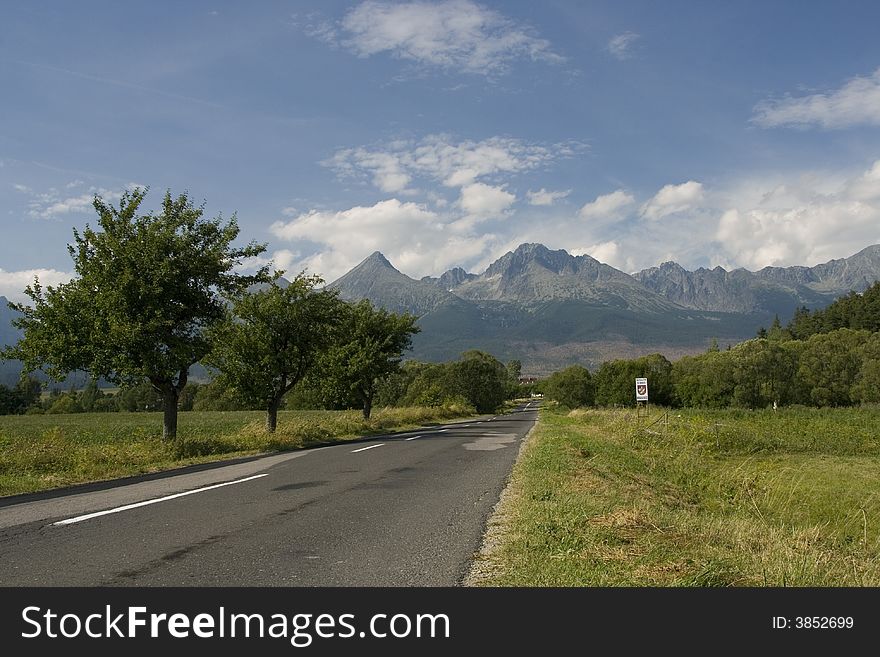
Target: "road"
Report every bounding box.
[0,402,538,586]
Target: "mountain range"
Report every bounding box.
[330,243,880,374]
[2,244,878,383]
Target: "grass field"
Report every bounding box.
[469,405,880,586]
[0,405,472,497]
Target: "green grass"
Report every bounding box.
[0,405,473,497]
[469,405,880,586]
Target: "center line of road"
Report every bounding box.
[351,444,385,453]
[405,435,421,441]
[53,474,269,527]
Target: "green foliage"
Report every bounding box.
[46,393,83,415]
[543,365,595,409]
[796,329,870,407]
[788,282,880,339]
[190,379,250,411]
[0,375,42,415]
[2,188,268,439]
[78,379,103,413]
[318,300,420,419]
[594,354,674,406]
[178,382,200,411]
[116,381,164,412]
[673,351,736,408]
[398,352,513,414]
[205,275,343,431]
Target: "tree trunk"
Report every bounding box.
[152,368,188,441]
[162,387,180,440]
[362,395,373,420]
[266,400,280,433]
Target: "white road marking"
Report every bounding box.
[351,444,385,453]
[405,435,421,441]
[53,474,269,526]
[438,429,448,432]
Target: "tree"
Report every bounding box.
[797,329,870,406]
[320,300,420,419]
[448,351,510,413]
[3,188,267,439]
[544,365,595,408]
[205,275,343,432]
[79,378,104,413]
[594,354,674,407]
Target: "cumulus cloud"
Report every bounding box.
[640,181,704,220]
[270,199,447,280]
[527,188,570,206]
[334,0,563,75]
[752,67,880,129]
[579,189,634,221]
[458,182,515,219]
[0,268,74,303]
[571,241,621,267]
[607,32,639,60]
[714,162,880,269]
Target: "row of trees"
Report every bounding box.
[1,189,419,437]
[541,329,880,410]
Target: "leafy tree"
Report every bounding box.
[544,365,595,408]
[116,381,164,412]
[853,333,880,404]
[448,350,510,413]
[3,189,267,438]
[47,392,82,415]
[797,329,870,406]
[595,354,674,406]
[319,300,419,419]
[178,382,201,411]
[506,360,522,381]
[374,361,423,407]
[0,375,42,415]
[205,275,343,432]
[79,378,104,413]
[190,379,250,411]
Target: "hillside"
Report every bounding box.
[329,243,880,374]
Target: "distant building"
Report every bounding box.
[518,376,539,385]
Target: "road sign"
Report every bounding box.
[635,377,648,402]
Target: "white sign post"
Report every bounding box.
[635,377,649,402]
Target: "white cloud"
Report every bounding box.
[336,0,563,75]
[752,67,880,129]
[527,188,570,206]
[13,184,31,193]
[579,189,634,220]
[22,185,125,219]
[458,182,515,219]
[571,241,621,267]
[326,134,574,193]
[270,199,446,280]
[0,268,74,303]
[607,32,639,60]
[714,162,880,269]
[640,181,704,220]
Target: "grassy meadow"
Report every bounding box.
[0,405,473,497]
[469,405,880,586]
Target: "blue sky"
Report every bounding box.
[2,0,880,300]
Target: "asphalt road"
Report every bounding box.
[0,402,538,586]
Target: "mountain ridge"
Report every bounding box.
[328,243,880,373]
